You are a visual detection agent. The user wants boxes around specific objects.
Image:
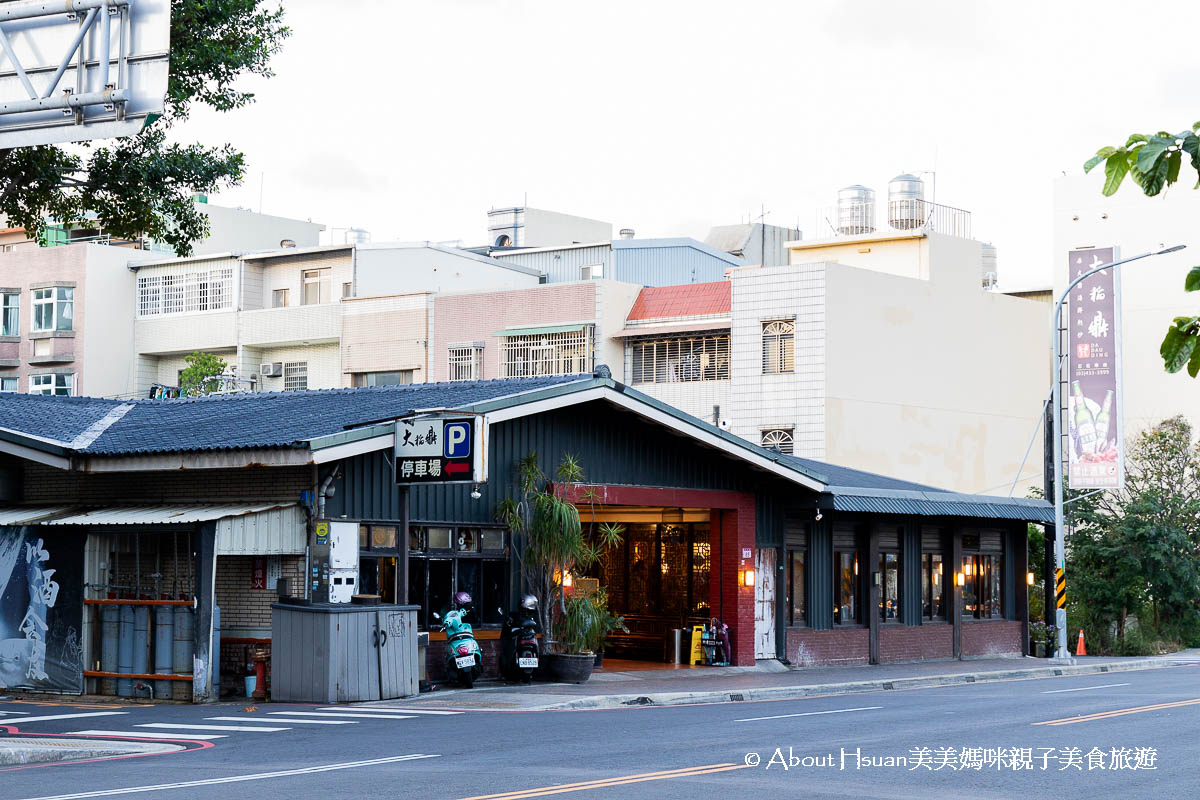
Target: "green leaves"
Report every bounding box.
[1090,126,1200,198]
[1185,266,1200,293]
[1101,152,1130,196]
[1161,316,1200,374]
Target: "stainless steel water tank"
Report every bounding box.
[887,173,925,230]
[836,185,875,235]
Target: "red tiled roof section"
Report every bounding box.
[626,281,731,321]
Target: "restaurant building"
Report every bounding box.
[0,369,1051,698]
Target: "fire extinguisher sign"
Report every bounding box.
[393,414,487,486]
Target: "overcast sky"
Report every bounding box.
[181,1,1200,287]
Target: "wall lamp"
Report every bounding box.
[741,567,755,587]
[956,572,965,587]
[1027,572,1035,586]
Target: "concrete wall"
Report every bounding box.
[1053,173,1200,437]
[522,208,613,247]
[788,231,983,284]
[256,249,352,308]
[354,245,539,298]
[193,203,324,256]
[340,293,430,385]
[595,280,642,376]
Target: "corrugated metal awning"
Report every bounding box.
[0,507,71,525]
[37,503,296,526]
[823,488,1053,524]
[611,319,732,338]
[492,323,586,337]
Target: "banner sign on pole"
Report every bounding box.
[1066,247,1125,490]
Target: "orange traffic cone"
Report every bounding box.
[1077,629,1087,656]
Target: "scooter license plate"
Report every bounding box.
[517,657,539,669]
[455,655,475,669]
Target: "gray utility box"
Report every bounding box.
[271,602,419,703]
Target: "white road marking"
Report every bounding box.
[1041,682,1131,694]
[268,711,415,720]
[3,712,128,724]
[324,706,461,715]
[70,729,227,740]
[13,753,440,799]
[735,706,884,723]
[205,716,356,725]
[136,723,290,733]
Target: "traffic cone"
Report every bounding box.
[1077,629,1087,656]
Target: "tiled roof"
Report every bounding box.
[626,282,731,321]
[0,376,587,456]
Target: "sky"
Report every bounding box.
[179,1,1200,288]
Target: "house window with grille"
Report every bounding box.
[137,276,161,316]
[761,320,794,374]
[138,268,232,316]
[761,428,794,454]
[283,361,308,391]
[448,346,483,381]
[501,327,593,378]
[630,333,729,384]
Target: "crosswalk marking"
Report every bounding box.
[3,711,127,724]
[70,729,228,740]
[268,711,415,720]
[206,716,356,725]
[329,707,461,716]
[137,723,291,733]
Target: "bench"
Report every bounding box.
[604,615,709,662]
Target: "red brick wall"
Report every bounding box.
[786,628,869,666]
[215,555,304,634]
[879,624,953,663]
[961,620,1023,658]
[23,462,313,504]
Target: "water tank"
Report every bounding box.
[887,173,925,230]
[836,185,875,235]
[619,228,635,239]
[344,227,371,246]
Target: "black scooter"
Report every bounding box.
[499,600,540,684]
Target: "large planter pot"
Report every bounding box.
[544,652,595,684]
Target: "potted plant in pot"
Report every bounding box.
[584,590,626,668]
[1029,621,1057,657]
[496,453,624,683]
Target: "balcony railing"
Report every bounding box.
[811,199,971,240]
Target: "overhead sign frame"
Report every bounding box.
[393,413,487,485]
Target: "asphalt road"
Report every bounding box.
[0,664,1196,800]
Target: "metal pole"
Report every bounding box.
[1049,244,1184,659]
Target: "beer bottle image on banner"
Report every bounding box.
[1071,380,1098,457]
[1093,389,1114,455]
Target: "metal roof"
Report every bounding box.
[492,323,587,337]
[823,488,1053,524]
[612,319,732,338]
[0,507,71,524]
[35,503,297,526]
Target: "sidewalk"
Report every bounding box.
[373,653,1196,712]
[0,737,181,766]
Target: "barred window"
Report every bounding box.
[283,361,308,391]
[630,333,729,384]
[501,327,593,378]
[448,346,482,381]
[137,276,161,316]
[762,320,794,374]
[137,267,233,316]
[761,428,794,454]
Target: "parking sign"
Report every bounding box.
[394,415,485,485]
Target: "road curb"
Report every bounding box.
[0,738,180,766]
[526,657,1184,711]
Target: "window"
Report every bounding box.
[762,320,794,374]
[137,268,231,316]
[787,538,806,627]
[29,373,72,396]
[922,552,945,620]
[501,327,593,378]
[580,264,603,280]
[272,289,289,308]
[833,527,861,626]
[406,525,508,630]
[283,361,307,391]
[448,346,483,382]
[2,293,17,336]
[32,287,73,332]
[879,552,900,622]
[0,377,16,392]
[761,428,794,455]
[961,554,1003,619]
[630,334,729,384]
[353,370,414,387]
[302,268,331,305]
[342,282,353,299]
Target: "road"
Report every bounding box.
[0,664,1195,799]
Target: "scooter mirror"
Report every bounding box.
[432,612,441,620]
[498,607,504,615]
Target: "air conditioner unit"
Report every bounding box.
[260,362,283,377]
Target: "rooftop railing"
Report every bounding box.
[811,199,972,240]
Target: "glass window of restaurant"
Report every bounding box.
[406,524,508,630]
[961,531,1004,620]
[785,523,806,627]
[878,527,901,623]
[833,525,861,626]
[921,527,946,621]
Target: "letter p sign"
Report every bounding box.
[444,421,471,459]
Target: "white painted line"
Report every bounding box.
[735,706,884,723]
[268,711,415,720]
[70,729,228,741]
[0,710,30,715]
[5,711,128,724]
[136,723,290,733]
[205,716,356,726]
[328,707,461,715]
[1041,682,1131,694]
[14,753,440,799]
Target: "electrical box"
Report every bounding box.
[310,542,332,604]
[328,521,358,569]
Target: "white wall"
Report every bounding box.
[193,203,324,256]
[81,246,153,398]
[522,208,613,247]
[355,245,540,298]
[595,280,642,376]
[1053,173,1200,437]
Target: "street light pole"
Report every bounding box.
[1049,244,1185,659]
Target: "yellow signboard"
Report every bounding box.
[690,625,706,665]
